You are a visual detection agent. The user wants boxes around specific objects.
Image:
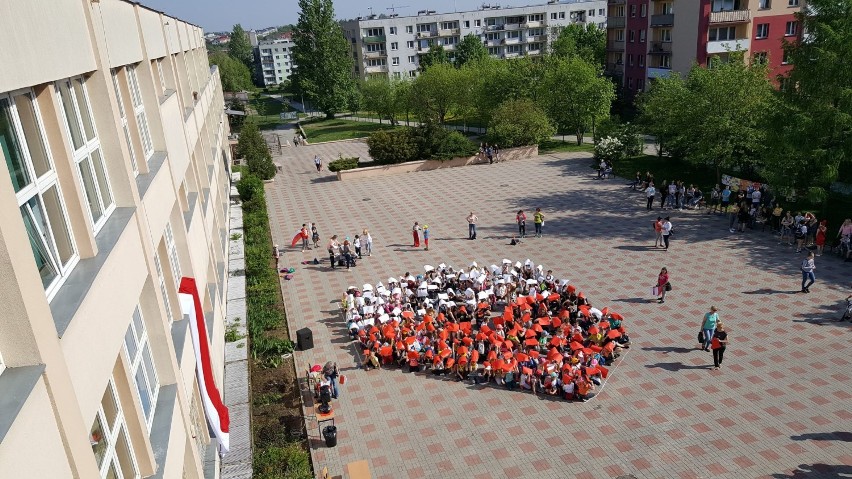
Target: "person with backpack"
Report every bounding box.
[801,252,816,293]
[794,220,808,253]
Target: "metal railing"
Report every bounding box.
[709,9,751,23]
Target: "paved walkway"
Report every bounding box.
[265,141,852,479]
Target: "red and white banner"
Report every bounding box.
[178,277,230,452]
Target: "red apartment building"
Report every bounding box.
[606,0,801,96]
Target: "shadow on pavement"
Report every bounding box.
[769,463,852,478]
[790,432,852,442]
[645,362,712,371]
[641,346,695,354]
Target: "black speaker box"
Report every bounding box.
[296,327,314,351]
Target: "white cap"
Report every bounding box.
[363,283,373,291]
[424,265,434,272]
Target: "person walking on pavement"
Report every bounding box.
[314,155,323,172]
[661,217,673,250]
[423,225,430,251]
[700,306,720,351]
[412,222,422,247]
[711,323,728,370]
[533,208,545,237]
[801,251,816,293]
[645,183,656,210]
[516,210,527,238]
[656,267,669,303]
[467,212,478,240]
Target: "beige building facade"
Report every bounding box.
[0,1,231,478]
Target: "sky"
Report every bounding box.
[138,0,522,32]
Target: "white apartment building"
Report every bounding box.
[341,0,608,79]
[0,1,232,478]
[257,38,295,86]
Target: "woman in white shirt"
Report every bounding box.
[801,252,816,293]
[661,217,673,250]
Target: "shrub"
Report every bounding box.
[238,121,276,180]
[367,129,418,164]
[237,174,264,203]
[488,99,555,148]
[594,136,625,163]
[432,130,478,160]
[254,442,312,479]
[327,156,361,172]
[594,117,643,158]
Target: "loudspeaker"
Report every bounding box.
[296,327,314,351]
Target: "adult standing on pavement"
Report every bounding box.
[412,222,422,248]
[711,323,728,370]
[362,228,373,256]
[422,225,430,251]
[801,251,816,293]
[700,306,720,351]
[645,183,656,211]
[654,217,663,248]
[327,235,340,269]
[656,267,669,303]
[467,212,478,240]
[516,210,527,238]
[314,155,323,172]
[533,208,545,237]
[661,217,673,250]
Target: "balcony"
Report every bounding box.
[486,39,501,47]
[607,16,626,28]
[709,9,751,23]
[607,40,625,51]
[650,14,674,26]
[647,67,672,79]
[609,0,626,4]
[503,37,521,45]
[504,23,521,31]
[437,28,460,36]
[606,62,624,75]
[648,41,673,54]
[363,35,386,43]
[416,31,435,38]
[363,50,387,58]
[522,20,541,28]
[365,64,388,73]
[707,38,750,53]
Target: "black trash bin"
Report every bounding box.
[322,425,337,447]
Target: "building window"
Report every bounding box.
[391,42,398,50]
[3,93,79,297]
[406,25,413,33]
[110,71,138,176]
[389,27,397,35]
[628,54,634,66]
[154,253,174,324]
[507,44,521,54]
[639,55,645,67]
[755,24,769,39]
[559,12,566,19]
[788,0,798,5]
[164,222,181,287]
[660,54,671,68]
[759,0,771,8]
[640,29,646,42]
[392,57,400,65]
[630,5,637,17]
[550,12,557,20]
[89,379,139,479]
[782,50,792,64]
[753,51,768,64]
[365,28,384,37]
[629,30,635,42]
[408,55,416,63]
[463,20,470,28]
[640,4,647,17]
[57,77,115,232]
[407,41,415,49]
[628,77,634,89]
[155,59,167,95]
[785,21,797,36]
[408,70,417,78]
[599,8,605,15]
[660,28,672,42]
[616,30,625,41]
[588,9,596,17]
[710,26,738,41]
[507,31,520,39]
[124,306,159,429]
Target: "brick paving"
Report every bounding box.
[265,140,852,479]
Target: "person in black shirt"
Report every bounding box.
[711,323,728,369]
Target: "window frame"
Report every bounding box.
[90,379,140,479]
[3,90,79,299]
[164,222,182,288]
[126,65,154,162]
[785,21,797,36]
[110,70,139,177]
[756,23,769,39]
[55,77,115,233]
[124,306,160,431]
[154,252,174,325]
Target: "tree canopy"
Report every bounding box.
[228,24,254,67]
[488,98,555,147]
[237,121,275,180]
[540,56,614,144]
[550,23,606,68]
[419,44,450,72]
[454,34,488,67]
[291,0,357,117]
[209,51,253,92]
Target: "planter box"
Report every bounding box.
[336,145,538,181]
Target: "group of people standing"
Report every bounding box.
[479,143,500,164]
[326,230,374,270]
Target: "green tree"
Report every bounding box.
[411,63,458,124]
[229,24,254,67]
[292,0,357,118]
[237,121,276,180]
[209,52,254,92]
[769,0,852,201]
[419,43,449,72]
[540,57,614,144]
[550,23,606,67]
[454,33,488,67]
[639,52,775,181]
[359,78,398,124]
[488,98,555,147]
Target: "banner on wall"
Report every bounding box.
[178,277,230,452]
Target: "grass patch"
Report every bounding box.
[539,139,596,155]
[300,118,401,143]
[248,93,295,130]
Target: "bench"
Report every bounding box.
[346,460,372,479]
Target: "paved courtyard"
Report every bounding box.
[265,139,852,479]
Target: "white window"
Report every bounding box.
[551,12,557,20]
[661,54,672,68]
[475,20,481,27]
[785,21,797,36]
[408,70,417,78]
[164,222,181,287]
[124,306,159,429]
[788,0,798,5]
[391,42,398,50]
[408,55,416,63]
[507,44,521,53]
[559,12,566,19]
[89,379,139,479]
[2,92,78,298]
[389,26,397,35]
[640,4,647,17]
[392,57,400,65]
[155,59,166,95]
[755,24,769,39]
[154,253,173,324]
[616,30,625,41]
[710,26,737,41]
[57,77,115,232]
[759,0,771,8]
[110,70,138,176]
[639,54,645,67]
[640,29,646,42]
[660,28,672,42]
[753,51,768,64]
[405,25,413,33]
[126,65,153,161]
[589,9,596,17]
[463,20,470,28]
[407,41,415,49]
[599,8,605,15]
[507,31,520,39]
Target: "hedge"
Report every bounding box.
[327,156,360,172]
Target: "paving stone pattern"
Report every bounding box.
[265,140,852,479]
